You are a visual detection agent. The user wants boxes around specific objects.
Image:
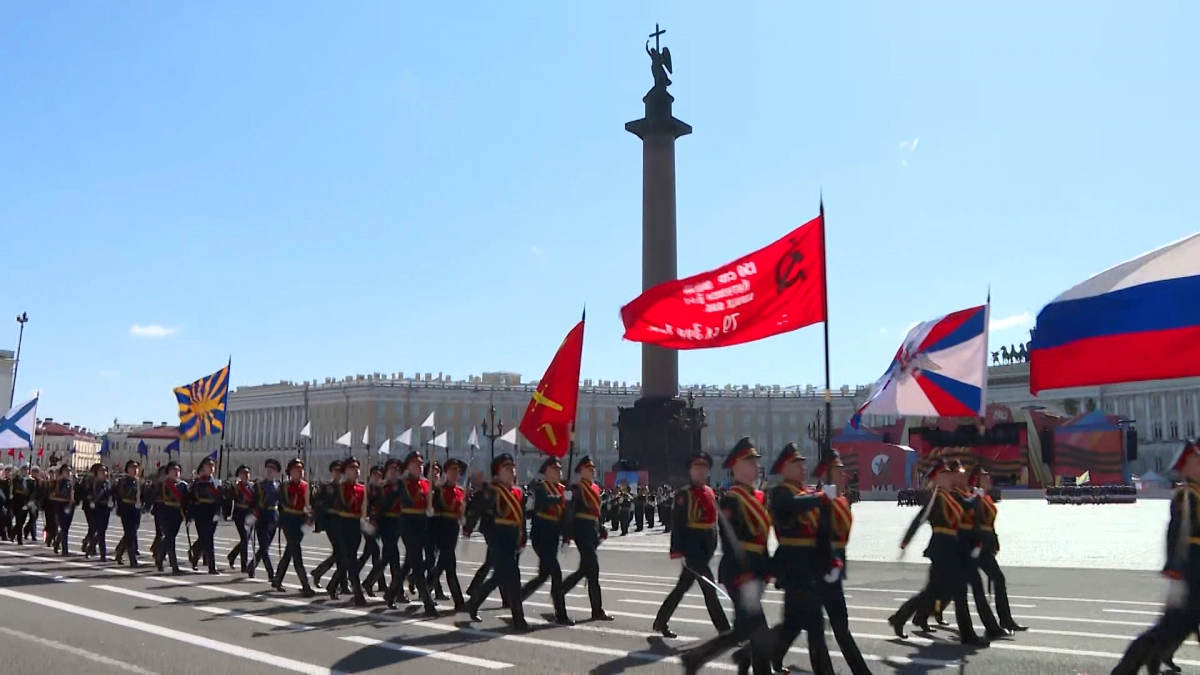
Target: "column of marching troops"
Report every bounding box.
[0,435,1070,675]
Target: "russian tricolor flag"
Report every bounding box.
[1030,232,1200,394]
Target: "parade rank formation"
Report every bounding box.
[12,432,1132,675]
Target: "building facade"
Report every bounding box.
[32,419,102,472]
[0,349,14,412]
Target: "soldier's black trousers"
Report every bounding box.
[1111,603,1200,675]
[117,507,140,564]
[770,581,834,675]
[195,513,218,572]
[428,536,464,608]
[823,578,872,675]
[655,559,728,631]
[684,576,775,675]
[365,519,401,594]
[274,516,312,591]
[312,529,339,583]
[387,521,435,611]
[522,534,567,618]
[977,552,1017,626]
[228,511,250,571]
[90,508,111,559]
[330,517,364,601]
[250,515,277,579]
[469,542,525,624]
[895,554,977,640]
[155,511,182,571]
[54,504,73,555]
[13,504,28,544]
[563,539,604,615]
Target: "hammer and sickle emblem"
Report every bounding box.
[774,238,807,294]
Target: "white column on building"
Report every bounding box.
[1177,394,1185,440]
[1161,393,1169,440]
[1192,389,1200,437]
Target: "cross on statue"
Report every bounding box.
[649,23,666,52]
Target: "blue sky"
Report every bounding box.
[2,2,1196,431]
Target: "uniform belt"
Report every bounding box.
[120,499,136,505]
[741,542,767,553]
[400,508,427,515]
[282,507,305,515]
[833,542,847,549]
[777,537,816,547]
[163,501,181,507]
[1190,537,1200,545]
[575,513,598,520]
[495,518,522,526]
[686,521,716,529]
[332,510,359,518]
[379,512,400,518]
[932,527,958,536]
[436,511,461,518]
[535,512,562,522]
[980,526,994,531]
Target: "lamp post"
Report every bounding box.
[807,409,829,463]
[480,405,504,464]
[11,312,28,405]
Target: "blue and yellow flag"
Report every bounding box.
[174,361,230,441]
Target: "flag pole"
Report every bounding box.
[217,356,231,479]
[819,195,833,465]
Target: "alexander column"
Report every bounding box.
[618,25,705,486]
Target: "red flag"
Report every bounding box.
[518,315,585,458]
[17,452,23,461]
[621,214,827,349]
[6,449,12,457]
[36,447,43,458]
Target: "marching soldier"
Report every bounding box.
[428,457,468,612]
[617,483,633,536]
[329,456,368,606]
[84,463,114,561]
[888,459,985,645]
[113,459,143,567]
[562,456,615,621]
[645,485,657,529]
[971,465,1026,633]
[383,451,438,616]
[49,464,75,555]
[357,465,386,597]
[226,465,254,573]
[464,453,529,631]
[273,458,316,597]
[520,456,573,625]
[148,466,167,562]
[814,451,871,675]
[659,486,674,533]
[680,438,775,675]
[188,456,221,574]
[248,458,282,580]
[154,461,189,575]
[950,464,1008,639]
[0,465,10,542]
[367,458,404,602]
[653,451,729,638]
[634,485,647,532]
[311,460,344,592]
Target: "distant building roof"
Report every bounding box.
[129,425,181,440]
[36,419,98,440]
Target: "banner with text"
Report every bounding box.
[620,214,827,349]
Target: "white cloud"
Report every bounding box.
[130,324,178,339]
[990,312,1034,331]
[530,245,542,255]
[898,138,920,153]
[878,327,889,335]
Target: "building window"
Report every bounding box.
[1153,423,1164,440]
[1188,421,1197,438]
[580,410,589,422]
[1169,421,1179,439]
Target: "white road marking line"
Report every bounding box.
[0,588,352,675]
[888,596,1036,608]
[1102,608,1163,616]
[845,585,1163,607]
[341,635,513,669]
[195,606,313,631]
[0,624,163,675]
[94,584,179,603]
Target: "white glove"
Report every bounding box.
[301,523,313,535]
[739,578,765,607]
[213,515,220,523]
[245,513,257,528]
[974,487,985,497]
[361,519,376,536]
[1167,579,1189,608]
[822,485,837,499]
[563,490,573,501]
[824,567,842,583]
[971,546,982,559]
[88,501,95,510]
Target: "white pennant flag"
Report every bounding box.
[431,431,449,449]
[421,412,436,429]
[378,438,391,456]
[499,428,517,446]
[395,428,413,446]
[362,426,370,446]
[468,427,480,449]
[299,421,312,439]
[335,431,352,447]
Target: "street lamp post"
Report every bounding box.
[807,409,830,464]
[480,405,504,464]
[11,312,28,405]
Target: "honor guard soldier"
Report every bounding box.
[248,458,282,580]
[188,456,222,574]
[813,451,871,675]
[970,465,1026,632]
[654,450,729,639]
[562,455,615,621]
[148,466,167,562]
[49,464,75,556]
[329,456,368,606]
[311,460,344,591]
[155,462,189,575]
[85,463,114,561]
[951,464,1008,639]
[889,459,985,645]
[680,438,776,675]
[428,457,468,612]
[1112,441,1200,675]
[356,466,386,597]
[383,451,438,616]
[368,458,405,602]
[634,484,647,531]
[114,460,143,567]
[226,465,254,573]
[520,456,573,625]
[463,453,529,631]
[274,458,316,597]
[10,464,32,545]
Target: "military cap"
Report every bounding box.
[968,463,989,486]
[328,459,344,473]
[539,456,562,474]
[926,458,959,480]
[369,465,384,476]
[235,464,251,476]
[444,458,467,473]
[813,450,845,478]
[342,456,361,470]
[574,455,595,474]
[769,442,804,475]
[384,457,402,471]
[689,451,714,468]
[166,461,181,472]
[286,458,304,473]
[90,462,105,474]
[124,459,140,472]
[198,456,215,470]
[264,458,282,472]
[402,450,423,467]
[492,453,515,475]
[723,437,761,470]
[1169,440,1199,473]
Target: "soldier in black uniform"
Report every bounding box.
[226,465,254,573]
[84,463,114,561]
[765,443,837,675]
[428,457,468,612]
[356,465,386,596]
[679,438,776,675]
[154,461,189,575]
[248,458,282,580]
[562,456,615,621]
[658,486,673,533]
[1111,441,1200,675]
[383,451,438,616]
[311,460,343,591]
[520,456,573,625]
[328,456,368,606]
[49,464,74,555]
[463,453,529,631]
[113,460,143,567]
[274,458,316,597]
[634,485,647,532]
[970,465,1027,633]
[653,451,729,638]
[188,456,221,574]
[814,451,873,675]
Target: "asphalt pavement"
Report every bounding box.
[0,512,1185,675]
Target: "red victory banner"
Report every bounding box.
[519,314,585,458]
[621,214,827,349]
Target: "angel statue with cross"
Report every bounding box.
[646,24,673,92]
